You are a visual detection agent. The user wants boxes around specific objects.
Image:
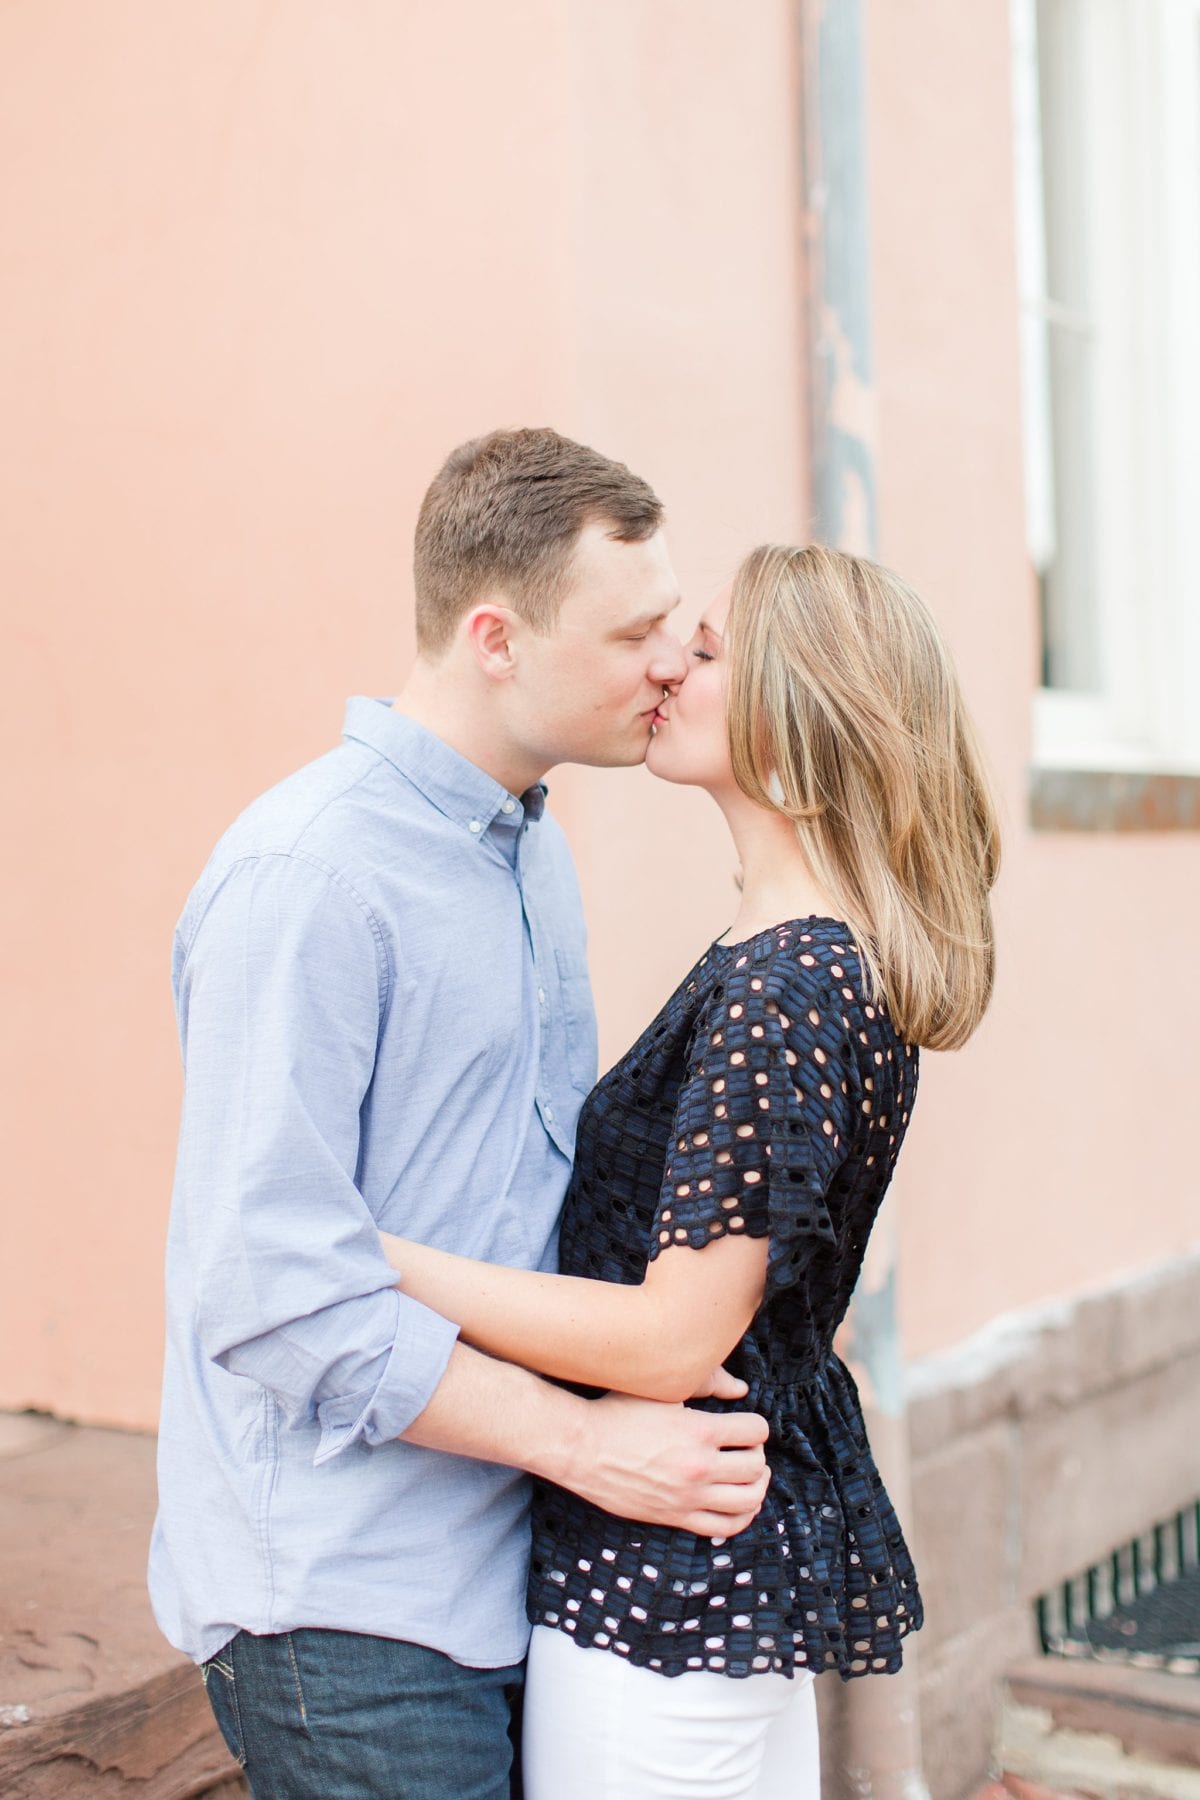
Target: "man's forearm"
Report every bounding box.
[400,1340,586,1486]
[400,1341,773,1539]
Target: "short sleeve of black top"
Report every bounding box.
[650,948,850,1295]
[527,918,924,1682]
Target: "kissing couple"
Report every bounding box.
[152,427,998,1798]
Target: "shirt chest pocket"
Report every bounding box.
[554,947,598,1095]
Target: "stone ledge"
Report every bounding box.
[998,1659,1200,1800]
[904,1254,1200,1799]
[0,1414,242,1798]
[906,1250,1200,1462]
[1005,1658,1200,1772]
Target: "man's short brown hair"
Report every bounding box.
[412,427,664,656]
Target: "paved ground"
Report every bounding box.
[0,1411,240,1797]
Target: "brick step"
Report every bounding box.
[993,1656,1200,1800]
[0,1413,242,1798]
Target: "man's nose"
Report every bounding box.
[649,631,688,688]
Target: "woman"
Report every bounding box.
[380,544,1000,1798]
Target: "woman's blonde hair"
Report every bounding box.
[726,544,1000,1051]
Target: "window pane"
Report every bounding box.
[1037,0,1091,315]
[1041,316,1099,689]
[1018,0,1103,693]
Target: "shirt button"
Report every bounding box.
[468,819,482,834]
[537,987,546,1005]
[544,1105,555,1122]
[501,798,516,814]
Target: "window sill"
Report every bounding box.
[1030,767,1200,831]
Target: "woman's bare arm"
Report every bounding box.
[378,1230,768,1403]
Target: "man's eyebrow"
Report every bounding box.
[624,595,683,630]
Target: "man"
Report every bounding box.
[151,428,770,1798]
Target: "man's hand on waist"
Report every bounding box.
[548,1388,770,1539]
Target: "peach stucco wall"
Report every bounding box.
[0,0,808,1427]
[2,1,1194,1430]
[866,0,1200,1355]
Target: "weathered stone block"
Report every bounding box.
[901,1256,1200,1798]
[910,1420,1020,1650]
[1018,1349,1200,1599]
[1111,1258,1200,1385]
[1014,1291,1124,1419]
[918,1605,1039,1800]
[908,1330,1030,1460]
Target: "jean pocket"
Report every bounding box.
[201,1650,247,1768]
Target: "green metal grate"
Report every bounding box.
[1036,1499,1200,1674]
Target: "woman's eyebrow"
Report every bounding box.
[697,618,724,641]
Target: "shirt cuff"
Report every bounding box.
[313,1288,460,1465]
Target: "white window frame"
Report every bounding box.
[1012,0,1200,775]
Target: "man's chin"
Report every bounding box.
[565,731,654,773]
[604,742,652,771]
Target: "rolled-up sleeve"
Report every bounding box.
[172,851,460,1457]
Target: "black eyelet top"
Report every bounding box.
[526,918,923,1680]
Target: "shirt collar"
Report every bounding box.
[342,697,547,835]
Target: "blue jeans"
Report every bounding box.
[201,1628,525,1799]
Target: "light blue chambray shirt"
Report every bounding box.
[149,699,598,1667]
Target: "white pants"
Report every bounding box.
[522,1625,821,1800]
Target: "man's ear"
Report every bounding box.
[463,602,519,680]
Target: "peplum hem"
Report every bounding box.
[528,1355,923,1682]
